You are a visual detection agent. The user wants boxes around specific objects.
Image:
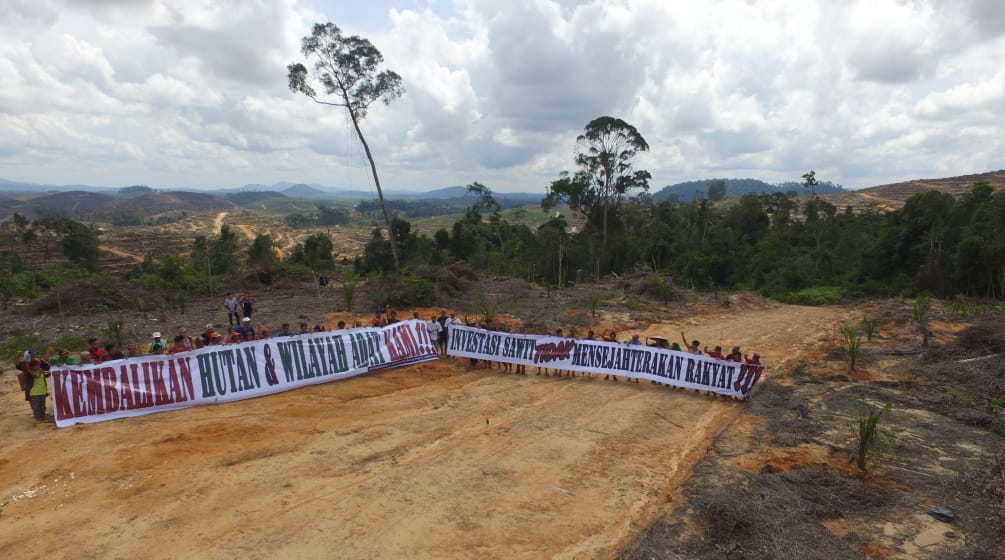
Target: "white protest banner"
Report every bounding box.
[446,325,764,399]
[50,319,438,428]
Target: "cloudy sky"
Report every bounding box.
[1,0,1003,193]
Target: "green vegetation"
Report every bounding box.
[860,316,878,341]
[849,397,893,472]
[777,287,844,305]
[342,268,359,312]
[839,322,863,371]
[912,292,933,347]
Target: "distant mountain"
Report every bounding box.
[283,183,332,199]
[228,191,323,215]
[653,178,846,202]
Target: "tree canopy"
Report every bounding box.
[288,21,404,270]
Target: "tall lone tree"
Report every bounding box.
[544,116,651,257]
[288,22,404,271]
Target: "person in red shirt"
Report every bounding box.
[88,337,107,363]
[704,345,725,360]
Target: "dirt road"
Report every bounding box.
[0,303,849,559]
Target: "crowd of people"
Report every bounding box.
[13,292,761,422]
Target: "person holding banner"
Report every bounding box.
[443,310,462,358]
[426,314,442,352]
[15,350,51,421]
[681,331,703,355]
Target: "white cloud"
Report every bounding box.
[0,0,1003,192]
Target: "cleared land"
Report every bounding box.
[0,302,845,559]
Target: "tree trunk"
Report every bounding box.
[349,109,400,271]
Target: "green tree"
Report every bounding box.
[247,234,277,267]
[802,170,818,197]
[288,22,404,271]
[292,233,336,272]
[342,268,360,311]
[466,182,501,216]
[850,397,893,472]
[210,224,240,275]
[34,217,101,272]
[912,292,933,347]
[543,116,651,257]
[707,179,727,202]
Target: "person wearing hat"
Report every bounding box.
[15,349,51,421]
[177,327,194,350]
[49,347,77,366]
[147,332,167,354]
[627,333,643,346]
[235,317,255,341]
[201,324,217,346]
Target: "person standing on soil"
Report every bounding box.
[240,293,256,320]
[427,314,442,351]
[16,350,50,421]
[443,310,462,357]
[436,310,449,355]
[224,292,239,326]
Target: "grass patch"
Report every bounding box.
[776,286,844,305]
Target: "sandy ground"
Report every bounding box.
[0,303,850,559]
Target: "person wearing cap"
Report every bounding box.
[178,327,194,350]
[15,349,51,421]
[201,324,217,346]
[147,332,167,354]
[627,333,643,346]
[259,326,271,339]
[235,317,255,341]
[49,347,77,366]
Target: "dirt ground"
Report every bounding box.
[620,303,1005,560]
[0,292,852,559]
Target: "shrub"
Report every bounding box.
[839,322,862,371]
[777,286,843,305]
[860,316,878,341]
[850,396,893,472]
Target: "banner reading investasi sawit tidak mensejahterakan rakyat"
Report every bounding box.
[49,319,438,428]
[446,325,765,399]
